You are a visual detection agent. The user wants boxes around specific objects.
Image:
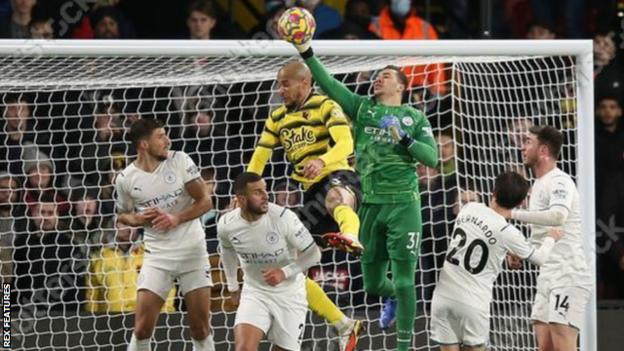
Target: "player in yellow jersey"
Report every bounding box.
[247,60,362,351]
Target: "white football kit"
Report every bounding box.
[115,151,212,300]
[431,202,555,346]
[519,168,592,329]
[217,203,316,350]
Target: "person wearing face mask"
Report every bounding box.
[369,0,447,96]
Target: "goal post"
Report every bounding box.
[0,39,595,351]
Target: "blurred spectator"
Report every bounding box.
[186,0,217,39]
[0,94,49,176]
[23,154,70,215]
[437,130,456,187]
[0,172,22,285]
[273,181,301,208]
[452,188,480,217]
[297,0,342,38]
[595,96,624,209]
[85,223,176,313]
[0,0,36,38]
[29,15,53,39]
[417,164,455,311]
[595,95,624,298]
[594,33,622,100]
[250,0,286,40]
[526,23,556,39]
[71,5,136,39]
[68,189,114,256]
[185,0,244,39]
[13,193,85,311]
[200,167,218,231]
[369,0,447,95]
[321,0,380,39]
[68,97,132,193]
[529,0,585,38]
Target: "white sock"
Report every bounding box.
[192,334,215,351]
[334,317,352,333]
[128,334,151,351]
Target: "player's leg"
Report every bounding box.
[129,264,173,351]
[386,201,422,351]
[439,346,461,351]
[430,293,461,351]
[266,288,307,351]
[179,258,215,351]
[234,324,265,351]
[462,346,486,351]
[129,290,165,351]
[547,286,589,351]
[534,321,554,351]
[184,287,214,351]
[322,172,363,255]
[549,324,578,351]
[531,280,554,351]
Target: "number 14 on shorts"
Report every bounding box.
[554,294,570,314]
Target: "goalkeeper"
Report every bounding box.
[247,60,362,351]
[290,41,439,351]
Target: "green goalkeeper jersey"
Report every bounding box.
[304,55,439,204]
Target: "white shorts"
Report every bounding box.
[234,287,307,350]
[430,294,489,347]
[531,285,590,330]
[137,254,213,301]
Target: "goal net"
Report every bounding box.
[0,40,594,351]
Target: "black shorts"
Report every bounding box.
[296,170,361,237]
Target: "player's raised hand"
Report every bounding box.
[506,253,523,270]
[150,208,180,231]
[262,268,286,286]
[303,159,325,179]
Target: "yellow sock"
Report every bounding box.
[333,204,360,238]
[305,277,345,326]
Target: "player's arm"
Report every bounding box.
[509,177,573,226]
[248,116,280,175]
[502,224,562,266]
[298,48,364,119]
[263,209,321,286]
[218,239,241,293]
[406,116,438,167]
[305,103,354,179]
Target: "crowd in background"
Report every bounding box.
[0,0,623,321]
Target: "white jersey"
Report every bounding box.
[435,203,541,310]
[217,203,315,294]
[528,167,591,288]
[114,151,207,259]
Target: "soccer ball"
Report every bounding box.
[278,7,316,45]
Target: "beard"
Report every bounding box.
[247,201,268,215]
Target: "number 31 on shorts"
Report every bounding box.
[407,232,421,254]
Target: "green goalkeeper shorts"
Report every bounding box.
[359,200,422,263]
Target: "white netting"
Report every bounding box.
[0,45,587,351]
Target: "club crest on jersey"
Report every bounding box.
[402,116,414,126]
[266,231,280,245]
[164,172,177,184]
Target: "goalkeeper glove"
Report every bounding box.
[379,115,414,147]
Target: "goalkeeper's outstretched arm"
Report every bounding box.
[296,45,364,119]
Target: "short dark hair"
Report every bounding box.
[187,0,217,18]
[529,125,563,159]
[493,171,530,209]
[127,118,164,146]
[234,172,263,195]
[382,65,409,90]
